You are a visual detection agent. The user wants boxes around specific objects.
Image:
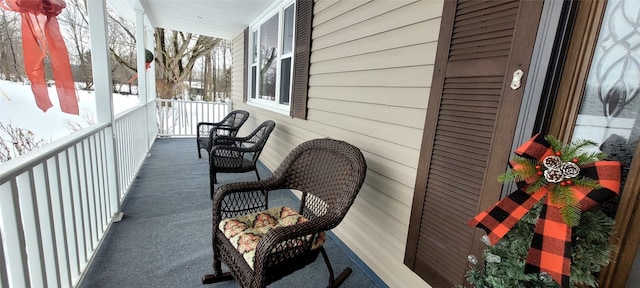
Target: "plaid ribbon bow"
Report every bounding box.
[468,134,621,287]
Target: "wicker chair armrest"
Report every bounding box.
[212,134,254,144]
[197,121,227,130]
[210,144,258,155]
[198,122,231,137]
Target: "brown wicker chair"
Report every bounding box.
[197,110,250,158]
[209,120,276,189]
[202,138,367,288]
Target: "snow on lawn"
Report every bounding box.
[0,80,139,144]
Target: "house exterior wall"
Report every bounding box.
[231,0,444,286]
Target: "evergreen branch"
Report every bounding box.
[551,185,581,226]
[563,139,598,159]
[571,176,602,190]
[498,169,519,183]
[525,178,546,194]
[499,156,538,183]
[545,135,563,153]
[575,151,608,163]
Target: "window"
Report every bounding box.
[248,1,296,113]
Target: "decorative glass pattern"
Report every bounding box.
[573,0,640,147]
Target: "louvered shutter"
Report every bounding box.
[290,0,313,119]
[405,0,544,286]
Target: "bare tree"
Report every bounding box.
[0,9,23,81]
[64,109,96,132]
[0,122,47,163]
[155,28,222,100]
[58,0,94,90]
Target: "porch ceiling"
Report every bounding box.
[108,0,276,39]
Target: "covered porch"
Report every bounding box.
[0,0,385,286]
[76,138,380,287]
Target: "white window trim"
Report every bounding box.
[247,0,296,116]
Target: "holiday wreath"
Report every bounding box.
[467,134,622,287]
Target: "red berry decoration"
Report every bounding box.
[572,158,579,163]
[560,181,567,187]
[535,165,541,170]
[537,171,544,176]
[566,179,573,185]
[555,151,562,156]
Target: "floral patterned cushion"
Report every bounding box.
[219,206,326,269]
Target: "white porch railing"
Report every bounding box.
[156,99,231,137]
[114,102,156,194]
[0,101,155,288]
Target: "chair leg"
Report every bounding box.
[321,247,352,288]
[210,173,217,199]
[202,256,235,284]
[254,169,261,181]
[209,168,217,199]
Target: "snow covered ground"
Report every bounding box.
[0,80,139,144]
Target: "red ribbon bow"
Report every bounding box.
[468,134,621,287]
[2,0,79,114]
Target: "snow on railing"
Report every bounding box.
[0,102,155,287]
[156,99,230,137]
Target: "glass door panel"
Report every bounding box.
[567,0,640,286]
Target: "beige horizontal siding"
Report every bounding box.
[231,0,444,286]
[308,98,425,129]
[231,32,245,102]
[312,0,371,26]
[309,66,434,87]
[312,0,443,50]
[312,19,441,62]
[309,86,429,108]
[313,0,416,38]
[311,43,437,74]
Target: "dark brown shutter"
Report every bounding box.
[243,27,249,103]
[290,0,313,119]
[404,0,544,286]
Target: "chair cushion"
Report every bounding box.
[219,206,326,269]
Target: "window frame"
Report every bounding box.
[247,0,296,116]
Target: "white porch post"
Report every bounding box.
[87,0,122,214]
[134,7,152,151]
[146,28,158,143]
[135,8,147,104]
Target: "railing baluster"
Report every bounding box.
[47,156,72,287]
[1,225,8,288]
[0,180,30,287]
[68,147,88,272]
[37,162,62,287]
[19,170,47,287]
[82,139,94,250]
[75,142,91,260]
[58,151,81,280]
[96,132,108,234]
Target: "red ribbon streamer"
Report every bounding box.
[468,134,621,287]
[127,62,151,84]
[2,0,79,115]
